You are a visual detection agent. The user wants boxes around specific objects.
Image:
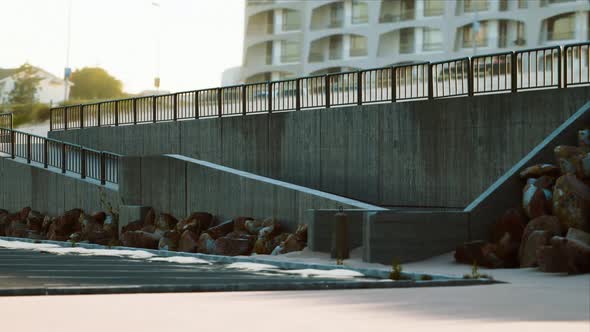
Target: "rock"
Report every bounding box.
[7,220,28,238]
[566,228,590,246]
[454,240,503,268]
[197,233,217,254]
[271,233,290,248]
[26,212,44,233]
[519,230,552,268]
[92,212,107,225]
[156,213,178,231]
[46,222,68,241]
[206,220,234,239]
[551,236,590,274]
[253,237,272,255]
[233,216,253,232]
[294,224,308,243]
[18,207,31,221]
[553,174,590,232]
[158,230,180,251]
[102,215,118,239]
[214,237,253,256]
[554,145,585,175]
[495,233,519,268]
[270,245,283,255]
[144,208,156,226]
[122,220,143,233]
[141,224,157,234]
[522,178,553,219]
[55,209,83,235]
[178,212,213,233]
[536,245,569,273]
[244,219,264,235]
[178,230,200,253]
[578,128,590,150]
[41,216,53,236]
[279,233,306,254]
[492,208,526,243]
[522,215,562,243]
[519,164,561,180]
[120,231,160,249]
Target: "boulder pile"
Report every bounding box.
[0,207,308,257]
[120,209,308,256]
[455,128,590,274]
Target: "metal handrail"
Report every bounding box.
[0,127,119,185]
[49,42,590,132]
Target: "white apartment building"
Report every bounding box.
[222,0,590,85]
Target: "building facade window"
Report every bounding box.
[380,0,415,23]
[282,9,300,31]
[423,28,443,51]
[280,40,300,63]
[330,2,344,28]
[518,0,527,9]
[464,0,488,13]
[329,35,343,60]
[352,0,369,24]
[546,13,575,40]
[350,35,368,57]
[424,0,445,16]
[399,28,415,53]
[462,21,488,47]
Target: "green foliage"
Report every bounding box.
[8,64,42,105]
[0,103,50,127]
[463,261,492,279]
[69,67,124,100]
[389,260,410,281]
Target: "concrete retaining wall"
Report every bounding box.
[50,87,590,208]
[0,157,120,215]
[120,154,385,232]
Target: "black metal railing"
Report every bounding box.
[0,113,13,130]
[0,128,120,185]
[50,42,590,132]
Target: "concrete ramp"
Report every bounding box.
[119,154,386,231]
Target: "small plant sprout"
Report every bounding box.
[389,259,410,281]
[463,261,492,279]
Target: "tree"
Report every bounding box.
[8,63,42,105]
[69,67,124,100]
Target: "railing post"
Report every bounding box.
[97,103,102,127]
[61,143,66,174]
[391,67,397,103]
[468,59,474,97]
[173,93,178,121]
[43,139,48,168]
[133,98,137,125]
[114,101,119,126]
[100,152,106,185]
[80,105,84,129]
[49,110,53,131]
[152,96,157,123]
[267,82,273,113]
[511,52,518,93]
[296,78,301,111]
[81,148,86,179]
[560,46,568,88]
[64,107,68,131]
[357,71,362,106]
[325,75,331,108]
[428,64,434,100]
[10,131,15,159]
[194,91,200,119]
[10,113,13,130]
[242,84,247,116]
[26,135,31,164]
[563,47,568,89]
[217,88,223,117]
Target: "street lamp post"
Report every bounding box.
[63,0,72,103]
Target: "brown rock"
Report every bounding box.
[519,164,561,180]
[197,233,216,254]
[206,220,234,239]
[102,215,118,239]
[122,220,144,233]
[7,220,28,238]
[244,219,264,235]
[178,230,200,253]
[294,224,308,243]
[555,145,584,175]
[578,128,590,150]
[121,231,160,249]
[26,212,44,233]
[144,208,156,226]
[92,212,107,225]
[18,207,31,221]
[536,245,569,273]
[519,230,552,268]
[522,215,562,243]
[551,236,590,274]
[553,174,590,232]
[46,222,68,241]
[566,228,590,246]
[492,208,526,243]
[233,216,253,232]
[454,240,503,268]
[159,230,181,251]
[253,237,272,255]
[156,213,178,231]
[280,233,306,254]
[55,209,83,235]
[495,233,519,268]
[214,237,253,256]
[522,179,552,219]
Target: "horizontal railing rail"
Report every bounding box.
[0,128,120,185]
[50,42,590,131]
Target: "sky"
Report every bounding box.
[0,0,245,94]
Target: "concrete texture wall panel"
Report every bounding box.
[49,87,590,208]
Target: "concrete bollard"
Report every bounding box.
[331,210,350,259]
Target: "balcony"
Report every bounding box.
[380,10,415,23]
[547,30,575,41]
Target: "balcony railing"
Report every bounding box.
[49,42,590,132]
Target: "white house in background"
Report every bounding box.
[0,66,69,106]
